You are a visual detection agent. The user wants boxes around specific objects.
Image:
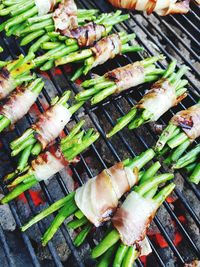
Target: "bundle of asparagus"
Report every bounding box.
[9,91,84,172]
[75,55,165,105]
[0,0,98,45]
[107,60,188,138]
[92,182,175,267]
[0,53,35,99]
[20,149,158,246]
[173,144,200,184]
[155,102,200,164]
[0,78,44,133]
[1,120,99,204]
[20,10,128,50]
[32,32,142,74]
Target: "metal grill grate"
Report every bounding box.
[0,0,199,266]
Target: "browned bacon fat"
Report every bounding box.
[112,191,158,246]
[170,103,200,140]
[137,79,178,121]
[105,61,145,93]
[75,163,138,227]
[30,145,69,181]
[53,0,78,32]
[61,22,106,47]
[91,34,122,69]
[0,68,15,100]
[0,87,38,124]
[108,0,190,16]
[35,0,56,16]
[32,104,71,149]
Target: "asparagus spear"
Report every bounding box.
[0,78,44,133]
[107,61,188,138]
[9,91,85,171]
[189,163,200,185]
[20,149,156,246]
[75,55,165,104]
[1,120,99,204]
[91,182,175,267]
[173,144,200,170]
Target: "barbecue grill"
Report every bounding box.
[0,0,199,266]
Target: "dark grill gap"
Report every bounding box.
[0,0,199,266]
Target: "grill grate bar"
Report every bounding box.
[0,224,16,267]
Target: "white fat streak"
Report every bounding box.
[75,172,118,227]
[140,237,152,256]
[75,178,101,226]
[36,104,71,145]
[0,76,15,99]
[124,167,138,188]
[142,84,176,121]
[34,151,65,181]
[1,90,37,124]
[35,0,52,16]
[114,191,158,246]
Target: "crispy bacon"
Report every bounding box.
[0,86,37,124]
[137,79,177,121]
[105,61,145,93]
[31,144,69,181]
[75,163,138,227]
[112,191,158,246]
[53,0,78,32]
[32,104,71,149]
[35,0,56,16]
[171,104,200,140]
[108,0,190,16]
[91,34,122,69]
[0,68,15,100]
[61,22,106,47]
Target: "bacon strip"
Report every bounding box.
[31,144,69,181]
[75,163,138,227]
[105,61,145,93]
[61,22,106,48]
[112,191,158,246]
[137,79,177,121]
[53,0,78,32]
[0,68,15,100]
[91,34,122,69]
[171,104,200,140]
[108,0,190,15]
[32,104,71,149]
[35,0,56,16]
[0,87,37,124]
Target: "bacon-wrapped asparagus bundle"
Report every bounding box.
[108,0,190,16]
[19,10,128,49]
[92,181,175,267]
[1,120,99,204]
[20,149,156,246]
[76,55,165,105]
[173,144,200,184]
[0,53,35,100]
[9,91,84,171]
[107,61,188,138]
[0,0,98,44]
[155,102,200,164]
[0,78,44,133]
[54,33,143,80]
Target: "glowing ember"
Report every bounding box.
[18,190,45,206]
